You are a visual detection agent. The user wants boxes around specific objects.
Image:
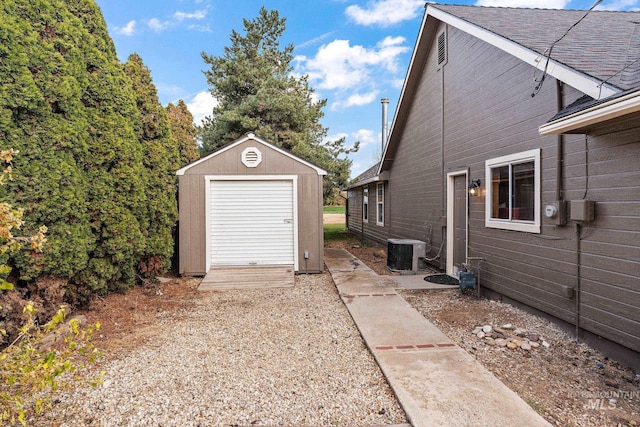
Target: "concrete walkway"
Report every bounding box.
[325,248,552,427]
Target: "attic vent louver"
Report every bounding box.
[437,30,447,66]
[241,147,262,168]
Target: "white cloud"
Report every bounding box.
[331,91,379,110]
[174,10,207,21]
[297,31,337,51]
[596,0,639,10]
[352,129,378,146]
[324,132,349,145]
[298,36,409,91]
[147,9,208,33]
[475,0,568,7]
[346,0,425,27]
[148,18,170,33]
[114,20,136,36]
[187,91,218,126]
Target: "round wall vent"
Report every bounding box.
[241,147,262,168]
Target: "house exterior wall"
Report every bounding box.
[382,22,639,354]
[178,139,324,275]
[346,182,390,244]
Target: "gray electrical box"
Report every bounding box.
[569,200,595,222]
[544,200,567,225]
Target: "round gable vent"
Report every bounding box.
[241,147,262,168]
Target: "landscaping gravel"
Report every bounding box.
[35,274,407,426]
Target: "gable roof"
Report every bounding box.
[379,4,640,172]
[176,133,328,176]
[345,162,381,190]
[432,5,640,92]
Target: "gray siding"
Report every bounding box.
[384,23,640,353]
[346,182,390,244]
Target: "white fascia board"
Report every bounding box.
[344,171,390,190]
[176,133,328,176]
[539,90,640,135]
[426,6,619,100]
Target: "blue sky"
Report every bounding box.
[94,0,639,178]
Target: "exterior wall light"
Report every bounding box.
[468,179,481,196]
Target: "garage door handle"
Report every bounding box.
[284,219,293,223]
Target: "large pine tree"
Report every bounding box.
[200,7,357,200]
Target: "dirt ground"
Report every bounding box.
[69,219,638,427]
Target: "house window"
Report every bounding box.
[485,149,540,233]
[363,187,369,223]
[376,183,384,226]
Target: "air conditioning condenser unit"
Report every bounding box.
[387,239,426,272]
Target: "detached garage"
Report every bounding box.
[176,133,327,275]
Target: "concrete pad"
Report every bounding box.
[375,348,551,427]
[391,274,459,290]
[341,293,451,347]
[324,248,373,273]
[331,271,398,294]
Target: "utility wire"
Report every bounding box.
[532,0,603,97]
[597,56,640,98]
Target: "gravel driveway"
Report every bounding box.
[36,273,407,426]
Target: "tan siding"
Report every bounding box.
[178,138,324,274]
[178,175,207,275]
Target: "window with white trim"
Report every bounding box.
[485,149,540,233]
[363,187,369,223]
[376,183,384,226]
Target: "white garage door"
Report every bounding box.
[209,180,295,267]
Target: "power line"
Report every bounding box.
[532,0,603,97]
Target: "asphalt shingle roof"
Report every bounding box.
[433,5,640,91]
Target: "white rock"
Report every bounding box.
[477,331,486,339]
[542,340,550,348]
[502,323,513,329]
[482,325,493,333]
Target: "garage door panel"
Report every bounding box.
[209,180,295,267]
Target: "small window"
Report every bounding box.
[376,183,384,226]
[437,29,447,67]
[485,149,540,233]
[363,187,369,223]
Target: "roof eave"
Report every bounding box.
[176,133,328,176]
[426,6,619,101]
[539,90,640,135]
[344,171,390,190]
[378,5,621,174]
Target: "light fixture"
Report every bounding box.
[468,179,481,196]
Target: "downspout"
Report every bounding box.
[555,80,564,201]
[575,222,582,341]
[440,53,446,271]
